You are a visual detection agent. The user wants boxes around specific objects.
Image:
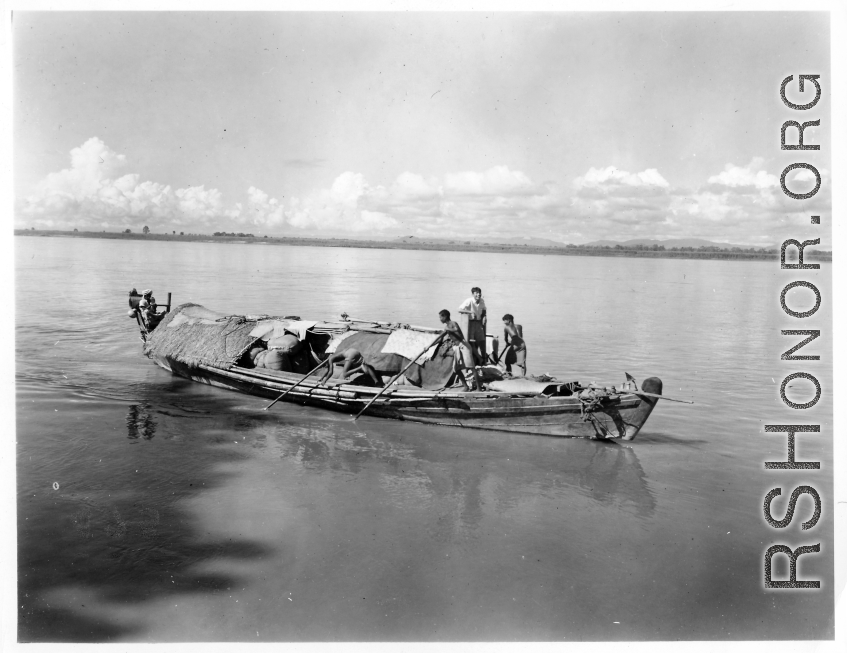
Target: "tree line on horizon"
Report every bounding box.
[16,227,832,257]
[563,242,780,254]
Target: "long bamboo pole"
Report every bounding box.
[352,336,442,420]
[626,390,694,404]
[342,315,440,333]
[263,359,329,410]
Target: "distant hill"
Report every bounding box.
[477,236,566,247]
[393,235,781,249]
[393,235,567,247]
[584,237,774,249]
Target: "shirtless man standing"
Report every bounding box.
[435,309,482,391]
[501,313,527,377]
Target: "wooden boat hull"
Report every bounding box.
[155,357,662,440]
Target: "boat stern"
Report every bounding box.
[621,377,662,441]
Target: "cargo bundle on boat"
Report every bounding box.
[127,290,680,440]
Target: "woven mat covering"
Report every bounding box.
[144,303,260,370]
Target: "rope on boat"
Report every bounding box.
[577,388,606,415]
[577,387,612,437]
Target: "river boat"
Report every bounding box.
[128,291,669,440]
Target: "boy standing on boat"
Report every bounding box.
[436,309,482,392]
[458,287,487,364]
[501,314,527,377]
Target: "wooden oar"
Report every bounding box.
[263,359,329,410]
[621,389,694,404]
[352,336,442,421]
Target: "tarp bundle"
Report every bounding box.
[143,303,262,370]
[334,331,455,389]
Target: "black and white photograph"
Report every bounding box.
[4,2,844,648]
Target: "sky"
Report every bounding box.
[12,11,832,245]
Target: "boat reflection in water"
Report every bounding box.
[126,404,157,441]
[563,441,656,518]
[267,417,656,528]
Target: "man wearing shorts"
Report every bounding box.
[501,313,527,376]
[435,309,482,391]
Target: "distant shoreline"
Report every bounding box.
[14,229,832,262]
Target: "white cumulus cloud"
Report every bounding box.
[35,137,128,200]
[706,158,778,189]
[19,138,267,232]
[16,138,830,246]
[444,165,536,196]
[227,186,287,229]
[574,166,670,190]
[286,172,401,232]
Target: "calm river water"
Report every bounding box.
[15,236,833,642]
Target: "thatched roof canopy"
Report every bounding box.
[143,303,262,370]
